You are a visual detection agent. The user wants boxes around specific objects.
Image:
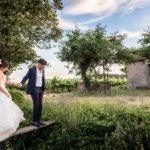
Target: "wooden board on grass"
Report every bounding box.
[12,120,55,136]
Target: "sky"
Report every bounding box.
[10,0,150,81]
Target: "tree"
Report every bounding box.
[57,25,107,90]
[0,0,63,68]
[57,25,133,91]
[96,32,133,91]
[138,27,150,59]
[107,33,134,79]
[139,27,150,47]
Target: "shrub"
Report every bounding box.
[0,96,150,150]
[8,89,26,104]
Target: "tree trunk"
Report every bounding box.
[103,65,106,94]
[81,68,90,92]
[106,69,109,81]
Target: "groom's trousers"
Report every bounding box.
[31,87,44,122]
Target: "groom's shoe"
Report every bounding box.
[38,121,46,126]
[32,121,41,127]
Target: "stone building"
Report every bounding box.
[127,59,150,89]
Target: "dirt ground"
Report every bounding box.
[42,92,150,108]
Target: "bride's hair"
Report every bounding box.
[0,59,10,68]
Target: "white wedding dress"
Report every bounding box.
[0,74,25,142]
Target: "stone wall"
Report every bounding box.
[77,82,110,93]
[127,61,150,89]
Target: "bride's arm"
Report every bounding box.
[5,80,19,86]
[0,72,11,98]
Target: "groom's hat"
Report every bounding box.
[38,58,47,65]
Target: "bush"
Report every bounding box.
[45,77,81,93]
[8,89,26,104]
[0,100,149,150]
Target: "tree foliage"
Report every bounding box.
[138,27,150,59]
[57,25,133,90]
[0,0,63,68]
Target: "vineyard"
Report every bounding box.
[7,77,127,93]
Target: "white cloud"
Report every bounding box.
[58,17,89,30]
[64,0,150,25]
[122,0,150,14]
[119,30,144,38]
[65,0,122,15]
[79,14,111,25]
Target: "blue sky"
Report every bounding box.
[10,0,150,81]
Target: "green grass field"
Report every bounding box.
[1,89,150,150]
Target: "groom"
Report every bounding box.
[20,58,47,127]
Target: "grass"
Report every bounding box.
[1,88,150,150]
[43,89,150,108]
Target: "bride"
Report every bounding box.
[0,59,25,142]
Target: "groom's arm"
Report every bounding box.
[21,68,32,85]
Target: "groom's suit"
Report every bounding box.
[21,66,45,122]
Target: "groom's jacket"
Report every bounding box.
[21,66,45,94]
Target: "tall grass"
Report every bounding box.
[0,90,150,150]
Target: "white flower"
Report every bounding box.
[0,59,2,65]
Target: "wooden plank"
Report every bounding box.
[12,120,55,137]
